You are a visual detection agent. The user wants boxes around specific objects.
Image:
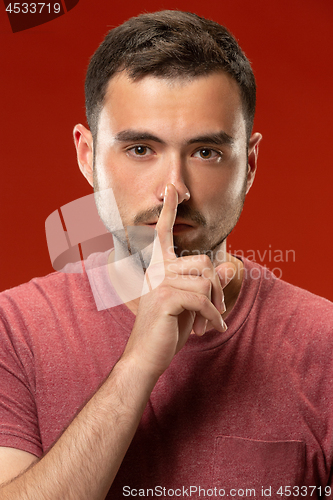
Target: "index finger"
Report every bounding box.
[150,183,178,264]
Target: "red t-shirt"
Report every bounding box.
[0,257,333,498]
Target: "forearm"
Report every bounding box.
[0,356,157,500]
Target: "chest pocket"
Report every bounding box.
[213,436,305,497]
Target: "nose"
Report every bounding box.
[157,156,190,204]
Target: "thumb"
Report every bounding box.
[215,262,237,289]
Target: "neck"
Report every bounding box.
[107,237,147,309]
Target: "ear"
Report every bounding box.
[73,124,94,187]
[245,132,262,194]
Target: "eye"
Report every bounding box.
[192,148,222,160]
[126,145,154,157]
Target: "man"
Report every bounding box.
[0,10,332,499]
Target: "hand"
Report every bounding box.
[123,184,234,378]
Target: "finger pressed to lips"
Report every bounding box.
[149,183,224,315]
[151,184,178,263]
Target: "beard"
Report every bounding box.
[93,170,247,268]
[174,186,246,264]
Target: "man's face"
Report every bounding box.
[79,71,260,263]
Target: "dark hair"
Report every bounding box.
[85,10,256,141]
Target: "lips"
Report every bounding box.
[173,223,194,234]
[145,219,195,231]
[145,217,194,225]
[174,218,194,227]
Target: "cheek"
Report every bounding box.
[227,173,247,201]
[94,150,128,191]
[197,167,246,208]
[93,151,112,190]
[222,158,248,201]
[94,165,111,191]
[95,160,145,222]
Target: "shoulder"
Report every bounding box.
[0,268,91,309]
[0,268,97,339]
[243,257,333,313]
[0,250,113,314]
[241,258,333,349]
[238,260,333,377]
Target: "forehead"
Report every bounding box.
[97,71,246,143]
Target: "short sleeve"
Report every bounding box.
[0,302,42,458]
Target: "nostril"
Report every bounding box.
[178,190,190,203]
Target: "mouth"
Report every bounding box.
[145,219,195,234]
[172,223,195,234]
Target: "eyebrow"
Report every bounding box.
[115,130,165,144]
[187,131,234,146]
[114,129,234,146]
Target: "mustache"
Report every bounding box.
[133,203,207,227]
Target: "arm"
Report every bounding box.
[0,184,229,499]
[0,356,158,499]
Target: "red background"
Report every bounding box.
[0,0,332,301]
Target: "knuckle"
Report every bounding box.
[165,261,177,275]
[200,254,212,267]
[147,261,165,277]
[196,255,213,275]
[201,277,212,295]
[197,293,209,307]
[188,266,200,277]
[155,284,172,302]
[202,266,213,279]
